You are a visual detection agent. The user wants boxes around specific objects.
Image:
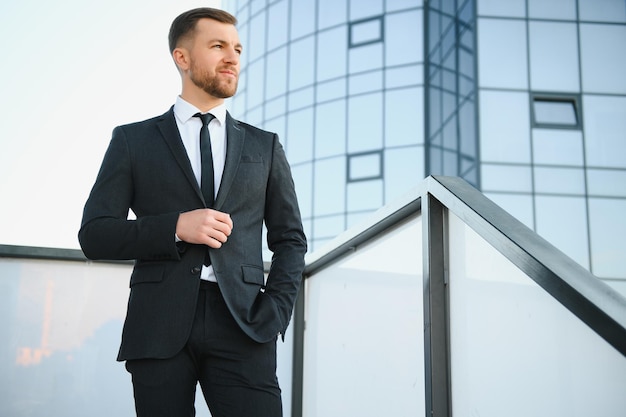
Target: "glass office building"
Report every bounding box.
[222,0,626,282]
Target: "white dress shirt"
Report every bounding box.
[173,96,228,282]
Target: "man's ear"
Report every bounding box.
[172,47,190,71]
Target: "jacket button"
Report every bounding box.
[191,266,202,274]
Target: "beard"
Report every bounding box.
[189,61,238,99]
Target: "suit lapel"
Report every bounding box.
[156,107,205,204]
[215,112,244,209]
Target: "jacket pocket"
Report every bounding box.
[241,264,265,286]
[130,261,166,286]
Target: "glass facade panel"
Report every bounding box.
[532,129,584,166]
[385,65,423,89]
[349,0,383,21]
[578,0,626,23]
[267,0,288,49]
[477,0,526,18]
[289,36,316,90]
[528,0,577,20]
[386,0,423,12]
[589,198,626,278]
[583,95,626,168]
[246,59,265,109]
[385,10,423,67]
[529,22,579,92]
[580,24,626,94]
[290,0,316,39]
[533,167,585,195]
[384,147,425,202]
[317,77,347,102]
[479,91,531,163]
[314,156,347,216]
[318,0,348,30]
[315,99,347,159]
[478,18,528,89]
[349,70,383,95]
[348,152,382,181]
[481,164,532,193]
[288,86,314,111]
[316,27,348,82]
[448,213,625,417]
[587,169,626,197]
[248,11,266,62]
[286,108,314,164]
[313,214,346,239]
[347,93,384,153]
[385,87,424,147]
[265,47,288,100]
[350,17,383,46]
[536,195,590,267]
[347,179,384,211]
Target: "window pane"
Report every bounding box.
[477,0,526,17]
[349,0,383,21]
[385,87,424,147]
[349,70,383,95]
[289,36,315,90]
[349,152,382,181]
[290,0,316,39]
[319,0,347,30]
[316,99,347,159]
[529,22,579,92]
[313,214,346,239]
[350,17,383,46]
[348,93,383,153]
[265,47,287,100]
[349,42,383,73]
[580,24,626,94]
[347,179,384,211]
[267,0,288,49]
[248,11,266,62]
[533,167,585,194]
[314,157,346,215]
[478,18,528,89]
[533,99,578,126]
[481,164,532,193]
[386,0,423,12]
[587,169,626,197]
[287,108,314,164]
[384,147,424,203]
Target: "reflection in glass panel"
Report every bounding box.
[303,215,424,416]
[348,93,384,153]
[447,212,625,416]
[385,10,423,67]
[532,129,583,166]
[478,18,528,89]
[583,95,626,168]
[533,99,578,126]
[580,24,626,94]
[528,0,576,20]
[535,195,590,268]
[589,198,626,278]
[479,90,531,163]
[529,22,579,92]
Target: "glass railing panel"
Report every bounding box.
[447,211,626,416]
[302,215,424,417]
[0,257,294,417]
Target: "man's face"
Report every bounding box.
[186,18,241,99]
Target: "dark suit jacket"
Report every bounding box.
[79,107,307,361]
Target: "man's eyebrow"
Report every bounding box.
[209,39,243,50]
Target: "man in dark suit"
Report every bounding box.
[79,7,306,417]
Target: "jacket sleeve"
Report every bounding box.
[78,126,181,261]
[263,134,307,335]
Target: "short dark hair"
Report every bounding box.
[168,8,238,53]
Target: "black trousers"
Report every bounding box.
[125,281,282,417]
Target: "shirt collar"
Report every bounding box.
[174,96,227,125]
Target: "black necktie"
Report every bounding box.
[193,112,216,207]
